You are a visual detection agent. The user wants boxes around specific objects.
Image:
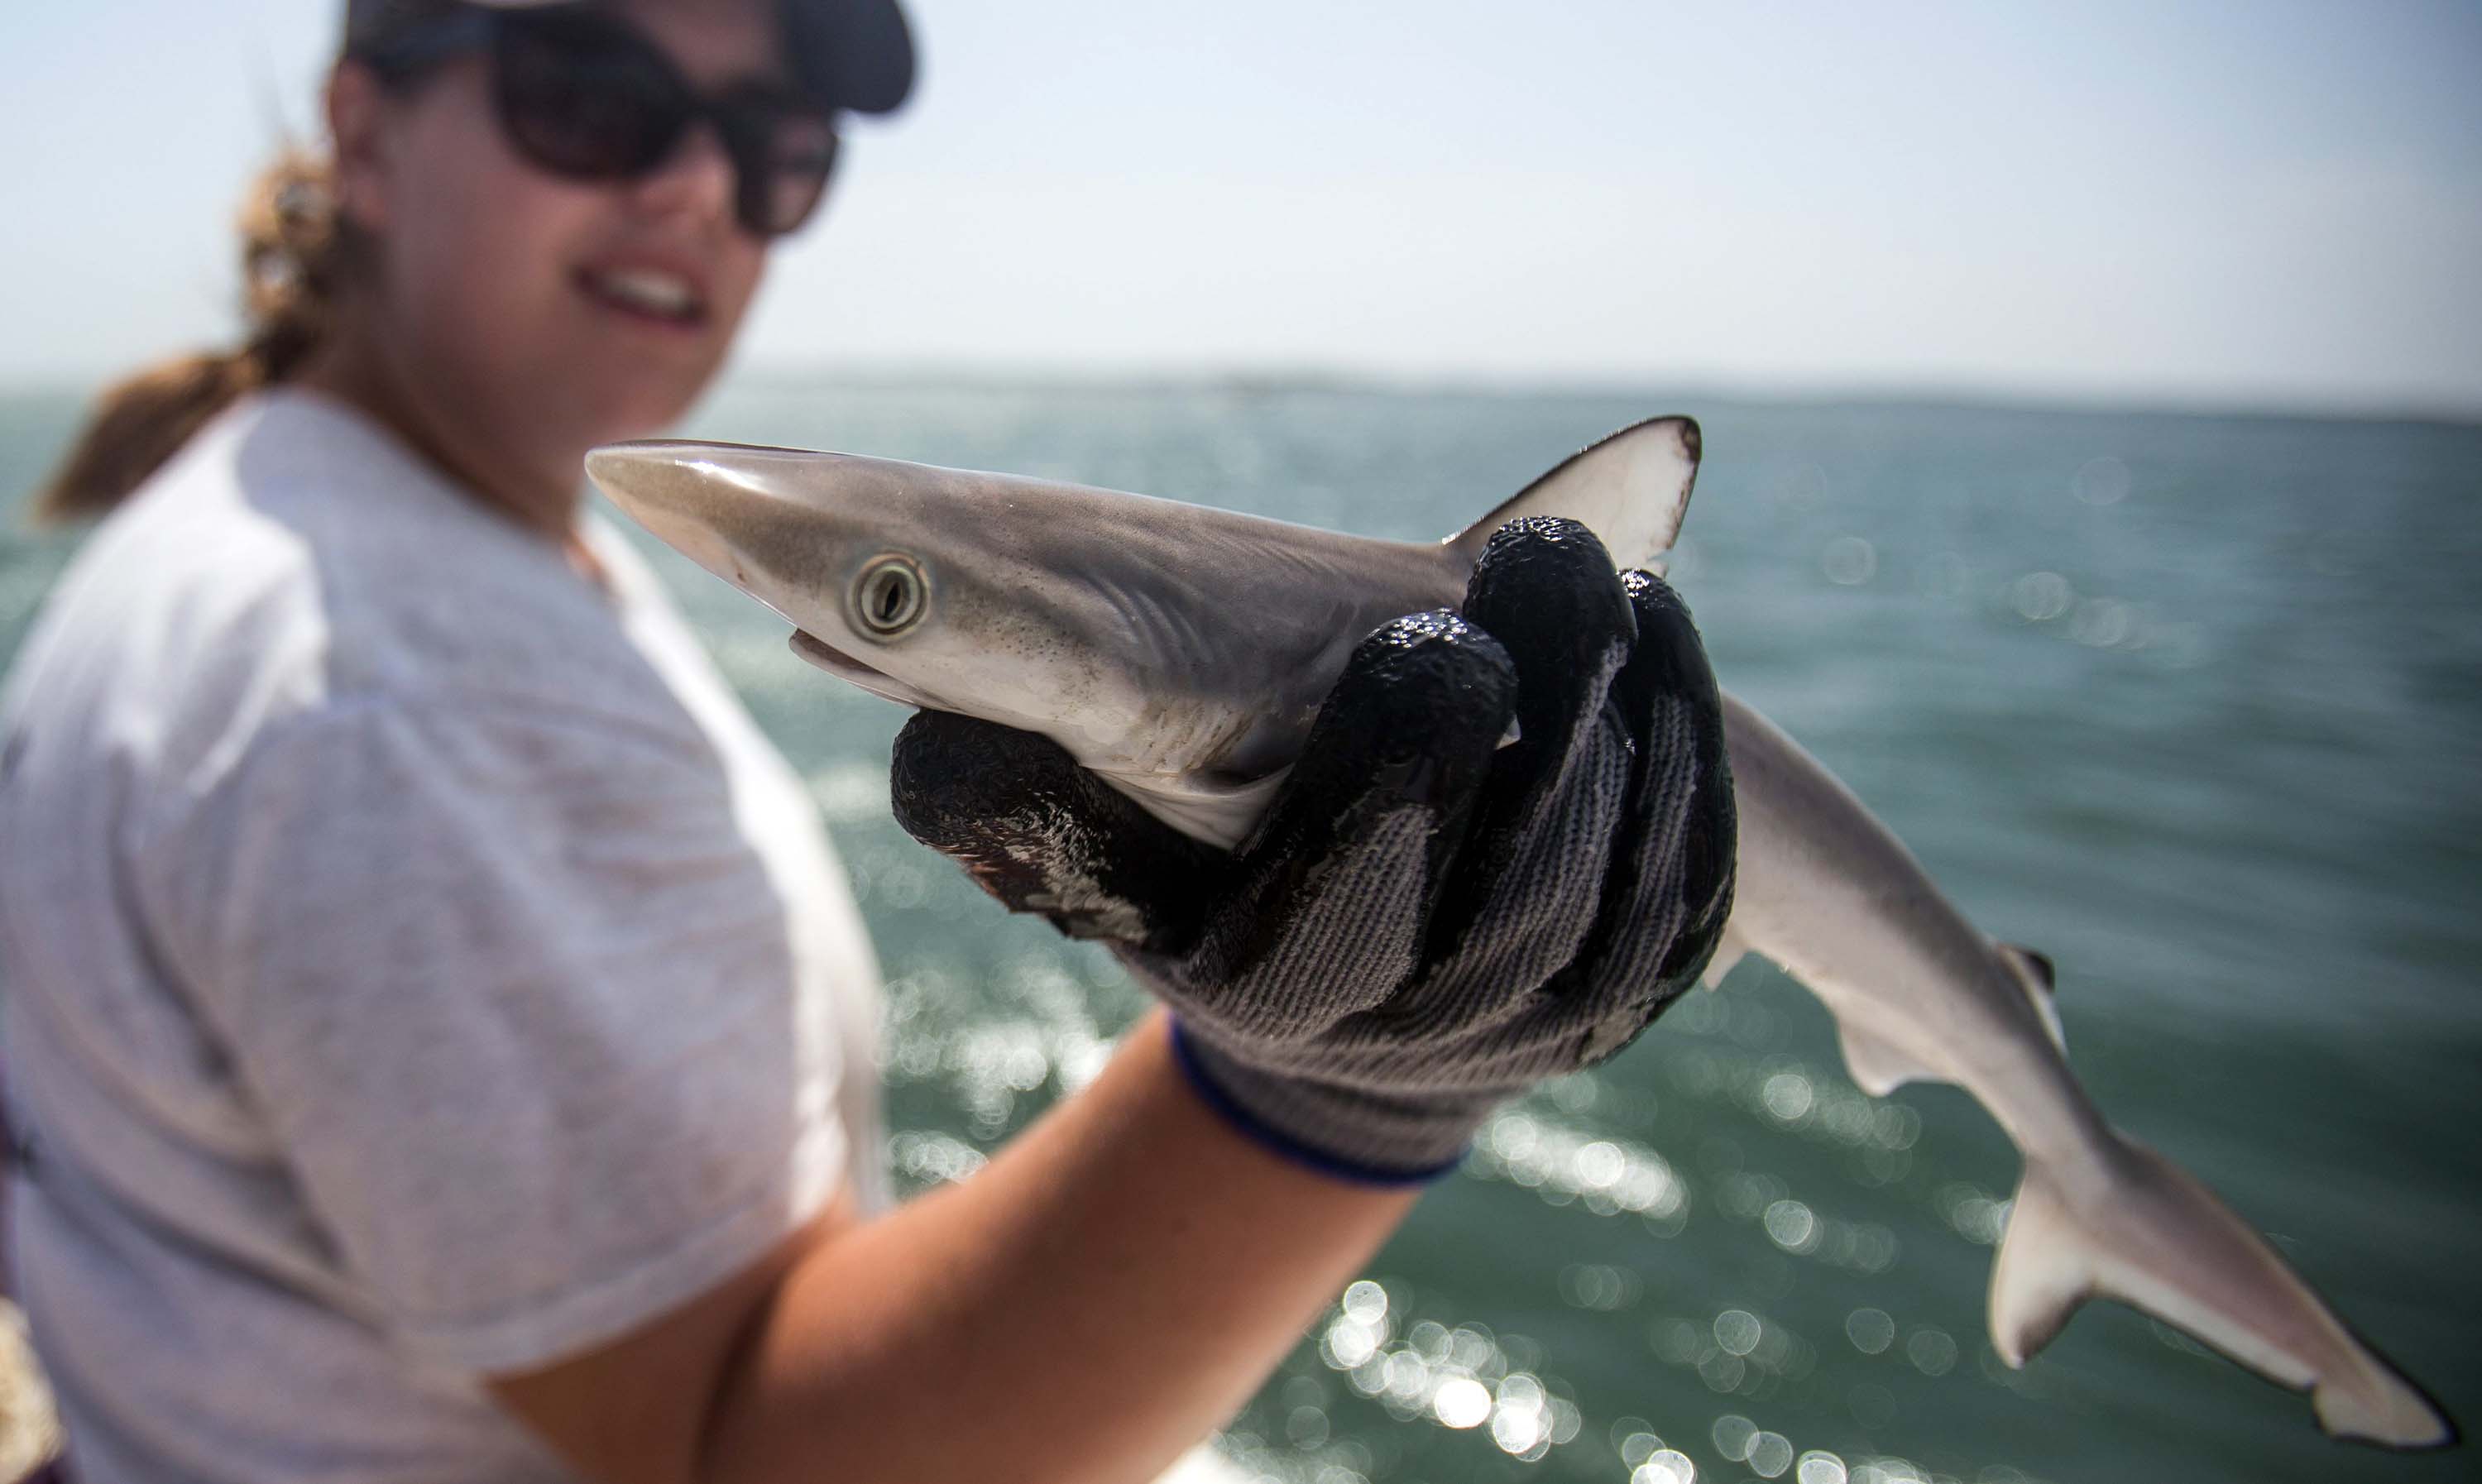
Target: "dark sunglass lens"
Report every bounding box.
[495,12,688,178]
[731,107,839,236]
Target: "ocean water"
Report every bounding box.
[2,381,2476,1484]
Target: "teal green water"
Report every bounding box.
[3,384,2476,1483]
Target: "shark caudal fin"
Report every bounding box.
[1990,1136,2454,1449]
[1446,417,1702,575]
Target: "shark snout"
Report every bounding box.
[583,443,746,587]
[584,440,840,608]
[584,440,744,526]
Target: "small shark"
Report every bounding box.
[585,419,2451,1449]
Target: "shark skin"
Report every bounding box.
[583,419,2451,1450]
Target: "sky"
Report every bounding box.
[2,0,2478,414]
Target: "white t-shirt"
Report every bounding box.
[0,389,885,1482]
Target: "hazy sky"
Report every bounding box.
[4,0,2478,413]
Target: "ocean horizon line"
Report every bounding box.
[2,364,2476,433]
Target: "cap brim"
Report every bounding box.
[346,0,917,114]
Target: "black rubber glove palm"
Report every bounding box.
[892,518,1736,1180]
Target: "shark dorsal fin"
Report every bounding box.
[1999,942,2067,1051]
[1445,415,1703,574]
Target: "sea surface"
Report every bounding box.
[2,382,2476,1484]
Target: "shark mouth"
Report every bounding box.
[788,629,941,710]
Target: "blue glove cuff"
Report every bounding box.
[1166,1017,1469,1188]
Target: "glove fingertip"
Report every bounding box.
[1290,610,1516,815]
[1617,571,1723,708]
[1466,518,1637,662]
[1461,522,1638,789]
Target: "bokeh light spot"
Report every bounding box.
[1845,1307,1895,1354]
[1431,1376,1491,1429]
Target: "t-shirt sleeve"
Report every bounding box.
[136,689,848,1375]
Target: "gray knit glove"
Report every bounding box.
[891,518,1737,1181]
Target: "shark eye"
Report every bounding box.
[850,554,927,639]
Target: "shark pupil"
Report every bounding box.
[850,555,926,639]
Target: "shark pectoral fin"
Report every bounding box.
[1445,416,1701,573]
[1835,1017,1935,1097]
[1992,1138,2456,1448]
[1097,767,1291,854]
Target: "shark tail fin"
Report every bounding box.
[1445,416,1702,576]
[1990,1134,2454,1449]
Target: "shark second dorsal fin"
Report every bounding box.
[1445,415,1703,574]
[1998,942,2068,1052]
[2001,943,2056,993]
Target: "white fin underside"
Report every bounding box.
[1445,416,1700,573]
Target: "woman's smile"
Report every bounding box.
[573,255,715,332]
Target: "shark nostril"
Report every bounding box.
[850,553,927,639]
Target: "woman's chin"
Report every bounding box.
[564,373,715,449]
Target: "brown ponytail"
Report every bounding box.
[31,151,350,524]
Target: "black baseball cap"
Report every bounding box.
[343,0,917,114]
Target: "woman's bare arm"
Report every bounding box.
[490,1010,1417,1484]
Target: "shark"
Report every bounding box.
[583,417,2451,1450]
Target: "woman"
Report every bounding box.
[0,2,1736,1481]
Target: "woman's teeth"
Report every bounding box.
[582,267,705,323]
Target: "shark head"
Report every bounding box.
[587,440,1177,752]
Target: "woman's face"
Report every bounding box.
[337,0,787,473]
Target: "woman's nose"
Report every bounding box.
[629,118,738,229]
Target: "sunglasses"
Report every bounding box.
[359,3,842,238]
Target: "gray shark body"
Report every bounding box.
[585,419,2448,1448]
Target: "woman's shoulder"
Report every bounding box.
[234,390,687,701]
[11,390,711,798]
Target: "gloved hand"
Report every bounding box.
[891,517,1737,1181]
